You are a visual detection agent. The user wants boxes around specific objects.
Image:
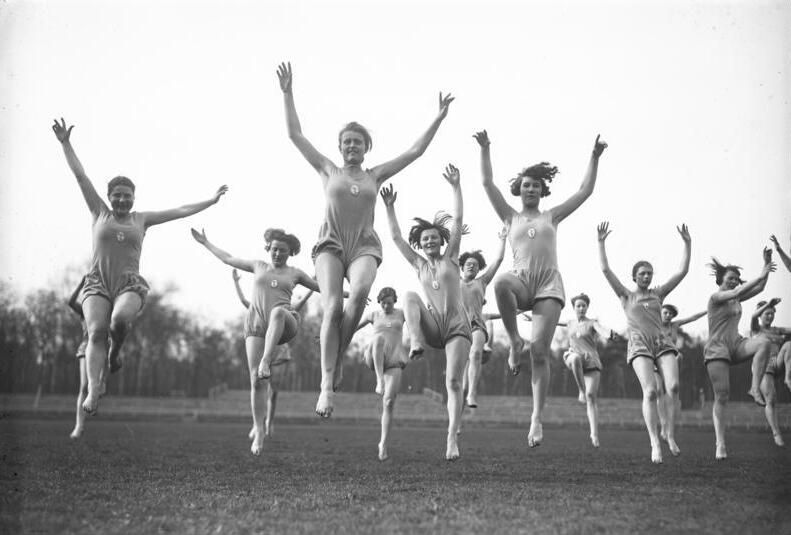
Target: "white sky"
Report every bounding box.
[1,0,790,337]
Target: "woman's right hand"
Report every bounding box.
[379,184,397,207]
[761,247,777,275]
[770,234,781,251]
[597,222,612,242]
[232,268,241,282]
[277,62,292,93]
[473,130,490,148]
[191,227,209,245]
[52,118,73,144]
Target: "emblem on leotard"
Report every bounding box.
[271,280,278,288]
[527,228,536,239]
[350,184,360,196]
[432,281,440,290]
[386,321,392,328]
[116,231,126,242]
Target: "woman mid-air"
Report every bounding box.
[598,222,691,463]
[704,250,775,460]
[750,298,791,446]
[233,269,314,441]
[191,228,320,455]
[277,62,453,418]
[655,304,706,444]
[53,118,227,415]
[459,227,507,408]
[353,287,408,460]
[380,165,470,460]
[476,129,607,448]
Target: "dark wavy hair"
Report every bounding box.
[107,176,136,196]
[662,304,679,319]
[631,260,653,281]
[459,250,487,270]
[570,293,590,306]
[407,212,469,250]
[509,162,558,197]
[338,122,372,153]
[751,300,778,333]
[264,228,301,256]
[377,287,397,303]
[708,258,743,286]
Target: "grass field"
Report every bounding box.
[2,419,789,534]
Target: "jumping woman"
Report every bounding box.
[476,129,607,447]
[191,228,320,455]
[380,165,470,460]
[598,221,691,463]
[277,62,453,418]
[53,118,227,415]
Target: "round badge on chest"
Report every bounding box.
[386,321,392,328]
[270,280,279,288]
[431,281,440,290]
[116,231,126,242]
[350,184,360,196]
[527,228,536,239]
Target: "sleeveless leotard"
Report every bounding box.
[365,308,408,370]
[243,262,301,339]
[417,256,471,348]
[564,318,603,372]
[704,296,746,364]
[751,326,788,376]
[622,289,676,364]
[80,207,149,304]
[461,278,488,340]
[507,211,565,308]
[311,167,382,270]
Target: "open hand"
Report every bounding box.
[191,227,209,245]
[379,183,397,206]
[277,62,293,93]
[52,118,74,143]
[473,129,490,148]
[597,221,612,242]
[438,92,455,119]
[497,222,510,240]
[442,163,460,186]
[593,134,608,158]
[212,185,229,203]
[768,297,782,308]
[677,223,691,243]
[232,268,241,282]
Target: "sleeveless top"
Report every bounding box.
[89,208,146,290]
[568,318,600,356]
[371,309,406,340]
[623,290,664,340]
[705,297,742,350]
[417,256,465,318]
[461,278,487,325]
[247,262,297,323]
[508,211,559,272]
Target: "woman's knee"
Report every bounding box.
[383,394,397,410]
[322,300,344,325]
[643,386,659,402]
[493,273,517,297]
[469,347,483,364]
[446,376,462,393]
[530,341,551,365]
[665,381,679,396]
[712,386,729,403]
[87,324,109,343]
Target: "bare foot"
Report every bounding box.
[445,433,460,461]
[651,444,663,464]
[250,431,263,456]
[715,443,727,460]
[69,427,83,439]
[507,339,524,376]
[577,391,586,404]
[315,390,334,418]
[375,378,384,396]
[590,435,600,448]
[527,420,543,448]
[466,394,478,409]
[378,442,389,461]
[667,438,681,456]
[747,388,766,407]
[81,390,99,415]
[773,433,785,447]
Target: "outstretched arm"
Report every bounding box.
[443,164,464,259]
[190,228,255,272]
[479,225,509,286]
[656,224,692,298]
[380,184,421,267]
[371,93,454,185]
[711,248,776,304]
[592,320,616,340]
[142,185,228,227]
[52,118,107,217]
[551,135,607,224]
[522,312,566,327]
[597,222,629,298]
[674,310,707,327]
[354,310,374,333]
[231,269,250,309]
[277,62,335,176]
[770,234,791,273]
[292,289,315,313]
[474,130,515,224]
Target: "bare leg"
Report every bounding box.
[466,329,486,407]
[335,257,378,389]
[71,358,88,438]
[379,368,402,461]
[736,337,772,406]
[632,357,663,463]
[565,353,586,404]
[403,292,434,359]
[526,298,562,448]
[655,371,668,440]
[584,371,601,447]
[782,342,791,393]
[657,353,681,456]
[445,336,471,460]
[493,273,528,375]
[370,337,386,395]
[706,360,730,460]
[245,336,267,455]
[257,307,298,381]
[266,385,278,437]
[760,374,783,446]
[314,253,345,417]
[81,296,111,415]
[107,292,142,373]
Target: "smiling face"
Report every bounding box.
[634,265,654,290]
[759,307,776,327]
[661,308,675,324]
[108,185,135,216]
[339,130,366,165]
[268,239,292,267]
[520,176,544,207]
[420,228,443,257]
[462,257,480,281]
[379,295,395,314]
[721,269,741,290]
[573,298,589,320]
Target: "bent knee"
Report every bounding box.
[586,391,597,402]
[446,378,462,392]
[666,382,679,395]
[87,326,109,342]
[383,396,396,410]
[713,388,730,403]
[643,388,659,402]
[322,302,344,324]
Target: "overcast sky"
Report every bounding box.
[1,0,789,338]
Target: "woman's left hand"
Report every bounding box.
[442,163,460,186]
[212,185,229,203]
[592,134,608,158]
[438,92,455,119]
[677,223,691,243]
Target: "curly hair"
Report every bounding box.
[661,304,679,319]
[107,176,136,196]
[264,228,301,256]
[338,122,372,152]
[570,293,590,307]
[407,212,469,250]
[707,258,743,286]
[509,162,558,197]
[631,260,653,281]
[459,250,487,271]
[377,287,397,303]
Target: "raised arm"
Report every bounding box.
[474,130,514,224]
[142,186,228,227]
[479,225,508,285]
[231,269,250,309]
[711,248,776,304]
[380,184,421,267]
[770,234,791,273]
[443,164,464,259]
[597,222,629,298]
[656,224,692,298]
[750,298,780,333]
[295,269,322,293]
[190,228,255,272]
[674,310,707,327]
[277,62,335,176]
[370,93,454,185]
[550,135,608,224]
[52,118,107,217]
[292,289,315,313]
